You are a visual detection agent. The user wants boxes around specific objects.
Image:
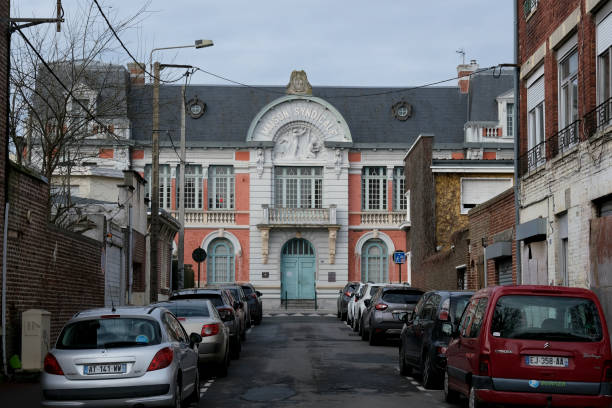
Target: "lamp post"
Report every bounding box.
[149,40,213,303]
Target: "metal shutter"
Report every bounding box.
[497,259,513,286]
[527,75,545,111]
[598,11,612,55]
[461,178,513,206]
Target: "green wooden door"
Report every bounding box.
[281,239,316,300]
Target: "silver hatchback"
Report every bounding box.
[41,306,202,408]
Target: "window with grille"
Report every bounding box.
[176,165,203,209]
[393,167,406,211]
[274,167,323,208]
[362,167,387,211]
[207,239,234,283]
[144,164,171,209]
[361,239,388,282]
[208,166,234,210]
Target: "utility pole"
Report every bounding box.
[150,61,160,303]
[178,84,186,289]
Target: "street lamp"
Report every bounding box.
[149,39,213,303]
[149,39,213,82]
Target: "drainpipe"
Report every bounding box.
[513,0,522,284]
[2,202,8,377]
[127,205,133,304]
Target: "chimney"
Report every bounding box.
[127,62,145,85]
[457,59,479,94]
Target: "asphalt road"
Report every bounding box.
[199,315,458,408]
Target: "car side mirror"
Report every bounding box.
[403,311,413,323]
[189,332,202,347]
[219,309,234,322]
[256,291,262,297]
[364,299,371,308]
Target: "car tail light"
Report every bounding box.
[147,347,173,371]
[375,303,388,311]
[251,293,257,299]
[43,353,64,375]
[436,346,447,355]
[344,291,352,297]
[478,353,490,376]
[201,323,220,337]
[438,298,450,321]
[354,297,359,302]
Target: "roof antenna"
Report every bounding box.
[456,48,466,65]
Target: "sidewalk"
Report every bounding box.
[0,379,41,407]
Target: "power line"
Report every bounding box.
[12,24,131,147]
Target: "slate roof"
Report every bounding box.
[128,69,513,148]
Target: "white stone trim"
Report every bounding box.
[201,229,243,256]
[354,230,396,256]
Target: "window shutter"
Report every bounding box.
[598,12,612,55]
[527,76,545,111]
[461,178,513,205]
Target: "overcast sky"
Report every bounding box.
[16,0,514,87]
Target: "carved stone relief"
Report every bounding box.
[256,148,264,178]
[273,122,324,161]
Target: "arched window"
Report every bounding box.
[361,239,388,283]
[207,239,235,283]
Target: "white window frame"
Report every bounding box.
[558,47,579,129]
[393,167,406,212]
[405,189,411,224]
[460,177,513,214]
[362,167,387,211]
[144,164,171,210]
[177,165,203,210]
[274,167,323,209]
[597,3,612,104]
[208,166,235,210]
[506,102,514,138]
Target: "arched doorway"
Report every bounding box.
[361,239,388,282]
[281,238,316,300]
[207,238,235,283]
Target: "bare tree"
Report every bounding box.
[10,1,151,228]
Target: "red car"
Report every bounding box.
[445,285,612,408]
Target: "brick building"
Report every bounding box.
[516,0,612,321]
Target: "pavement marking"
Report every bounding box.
[416,385,426,392]
[263,314,272,317]
[326,314,335,317]
[410,381,419,386]
[407,376,414,380]
[246,328,252,334]
[293,313,304,316]
[308,314,319,316]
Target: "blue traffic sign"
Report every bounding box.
[393,251,406,264]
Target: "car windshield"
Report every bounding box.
[451,296,471,323]
[369,287,380,295]
[160,301,210,318]
[57,318,162,349]
[242,286,253,295]
[491,295,603,342]
[382,291,421,304]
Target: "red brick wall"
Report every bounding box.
[0,0,9,302]
[131,231,146,292]
[2,163,103,360]
[467,188,516,289]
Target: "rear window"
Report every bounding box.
[57,318,162,349]
[160,301,210,318]
[242,286,253,295]
[228,288,240,299]
[491,295,603,342]
[369,286,380,296]
[382,290,422,304]
[171,294,224,307]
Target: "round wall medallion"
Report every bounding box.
[187,97,206,119]
[392,101,412,121]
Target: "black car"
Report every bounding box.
[398,290,473,388]
[170,288,242,359]
[336,281,360,321]
[239,282,263,325]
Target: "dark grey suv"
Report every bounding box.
[239,282,263,325]
[360,284,424,345]
[169,288,242,359]
[336,281,360,321]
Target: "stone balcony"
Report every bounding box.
[170,210,242,226]
[358,211,407,226]
[260,204,337,227]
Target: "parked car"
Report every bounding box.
[170,288,242,359]
[218,284,251,335]
[353,282,385,332]
[239,282,263,325]
[445,285,612,408]
[153,299,231,377]
[41,306,202,408]
[399,290,473,388]
[360,284,424,345]
[347,282,366,327]
[337,281,361,321]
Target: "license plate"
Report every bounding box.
[84,363,127,375]
[525,356,569,367]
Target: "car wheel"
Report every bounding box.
[241,328,247,342]
[399,345,412,376]
[337,309,341,319]
[341,311,347,321]
[217,347,229,378]
[360,319,368,340]
[172,379,182,408]
[352,315,359,332]
[443,370,460,403]
[368,326,378,346]
[421,352,437,389]
[230,337,240,360]
[186,368,201,405]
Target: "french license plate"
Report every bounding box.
[393,312,407,321]
[84,363,127,375]
[526,356,569,367]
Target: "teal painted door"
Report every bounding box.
[281,239,316,300]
